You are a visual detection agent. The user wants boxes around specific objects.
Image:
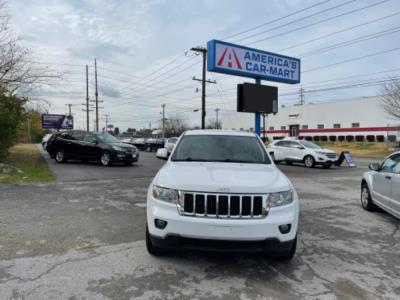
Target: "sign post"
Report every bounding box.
[207,39,300,136]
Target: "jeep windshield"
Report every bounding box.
[171,135,271,164]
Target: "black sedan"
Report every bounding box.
[46,130,139,166]
[144,138,166,152]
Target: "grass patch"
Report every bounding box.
[316,142,392,158]
[0,144,54,184]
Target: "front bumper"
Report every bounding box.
[113,151,139,162]
[146,190,299,248]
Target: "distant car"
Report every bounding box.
[46,130,139,166]
[131,138,147,151]
[41,133,53,150]
[268,139,337,168]
[164,137,178,154]
[145,138,166,152]
[361,151,400,219]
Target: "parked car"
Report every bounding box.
[46,130,139,166]
[146,130,299,259]
[361,151,400,219]
[131,138,148,151]
[268,139,337,168]
[145,138,166,152]
[164,137,179,154]
[41,133,53,150]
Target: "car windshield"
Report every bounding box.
[300,141,321,149]
[96,133,120,143]
[171,135,271,164]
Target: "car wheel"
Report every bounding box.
[55,149,66,163]
[304,155,315,168]
[146,226,165,256]
[146,146,152,152]
[361,183,376,211]
[100,151,112,167]
[271,235,297,260]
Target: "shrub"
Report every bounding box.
[338,135,345,142]
[355,135,364,142]
[366,135,375,142]
[321,136,328,142]
[376,135,385,142]
[388,135,397,142]
[346,135,354,142]
[329,136,337,142]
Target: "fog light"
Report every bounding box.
[155,219,168,229]
[279,224,291,234]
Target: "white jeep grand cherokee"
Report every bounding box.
[146,130,299,259]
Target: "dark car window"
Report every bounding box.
[84,133,97,143]
[172,135,270,164]
[288,141,302,149]
[275,141,288,147]
[59,132,73,140]
[381,154,400,173]
[71,131,85,141]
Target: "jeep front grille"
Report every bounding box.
[179,192,268,218]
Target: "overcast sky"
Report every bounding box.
[7,0,400,131]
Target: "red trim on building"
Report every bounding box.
[264,126,400,134]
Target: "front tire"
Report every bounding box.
[146,146,152,152]
[55,149,66,163]
[146,226,165,256]
[361,183,375,211]
[100,151,112,167]
[304,155,315,168]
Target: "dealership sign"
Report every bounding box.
[41,114,73,129]
[207,40,300,84]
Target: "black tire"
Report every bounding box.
[146,226,165,256]
[272,235,297,260]
[100,151,112,167]
[303,155,315,168]
[361,183,376,211]
[55,149,66,163]
[323,164,332,169]
[146,146,152,152]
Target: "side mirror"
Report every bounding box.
[297,146,305,150]
[271,150,285,162]
[156,148,169,160]
[368,163,380,171]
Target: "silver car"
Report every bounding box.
[361,151,400,219]
[164,137,178,154]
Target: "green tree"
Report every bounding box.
[113,127,120,136]
[0,88,26,161]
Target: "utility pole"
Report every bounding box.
[94,59,99,132]
[65,104,73,116]
[81,65,92,131]
[191,46,216,129]
[215,108,220,129]
[105,114,109,133]
[161,104,166,138]
[299,85,305,105]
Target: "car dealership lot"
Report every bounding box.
[0,147,398,299]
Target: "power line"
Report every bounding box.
[221,0,331,40]
[246,0,392,46]
[234,0,356,43]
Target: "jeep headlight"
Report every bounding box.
[112,145,123,151]
[268,190,293,207]
[152,185,179,203]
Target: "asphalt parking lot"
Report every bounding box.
[0,146,399,299]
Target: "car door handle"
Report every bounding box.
[385,175,392,180]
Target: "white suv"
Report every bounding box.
[268,139,337,168]
[146,130,299,259]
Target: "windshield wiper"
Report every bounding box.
[173,158,208,162]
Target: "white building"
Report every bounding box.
[222,96,400,142]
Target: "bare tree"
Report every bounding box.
[162,114,188,137]
[379,79,400,120]
[206,117,221,129]
[0,1,57,93]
